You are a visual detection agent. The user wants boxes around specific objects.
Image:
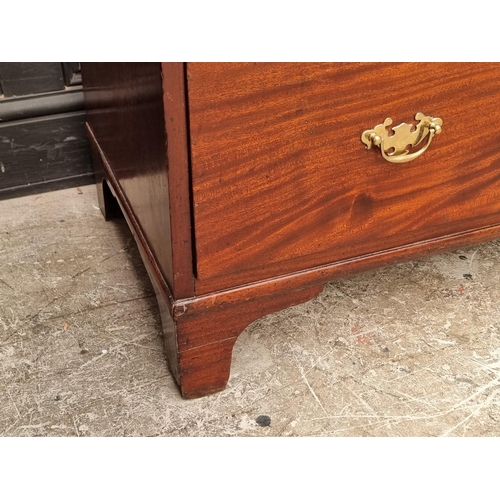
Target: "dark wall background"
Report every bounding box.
[0,62,94,200]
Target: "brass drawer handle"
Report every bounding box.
[361,112,443,164]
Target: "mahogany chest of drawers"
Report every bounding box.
[82,63,500,398]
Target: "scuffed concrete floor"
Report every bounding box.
[1,185,500,437]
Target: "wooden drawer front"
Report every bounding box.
[187,63,500,292]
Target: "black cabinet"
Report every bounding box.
[0,62,93,199]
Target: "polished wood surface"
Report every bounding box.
[187,63,500,293]
[84,62,500,398]
[169,283,324,398]
[160,63,195,298]
[89,137,324,397]
[82,63,179,293]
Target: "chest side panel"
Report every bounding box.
[83,63,175,291]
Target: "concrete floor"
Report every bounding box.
[1,185,500,436]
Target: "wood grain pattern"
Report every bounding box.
[160,278,324,399]
[90,131,325,398]
[84,62,500,398]
[83,132,500,399]
[187,63,500,293]
[160,63,195,298]
[180,221,500,313]
[82,63,195,298]
[82,63,177,293]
